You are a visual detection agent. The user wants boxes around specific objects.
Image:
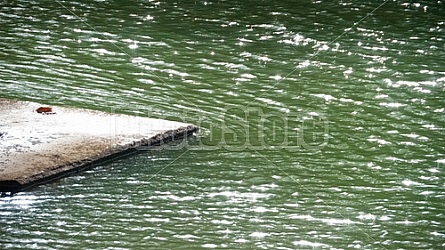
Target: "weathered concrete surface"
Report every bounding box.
[0,98,198,193]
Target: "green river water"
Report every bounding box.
[1,0,444,249]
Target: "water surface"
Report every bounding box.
[1,0,444,249]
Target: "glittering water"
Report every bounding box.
[1,0,445,249]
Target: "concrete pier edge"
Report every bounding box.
[0,98,199,196]
[0,125,198,194]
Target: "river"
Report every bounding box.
[1,0,444,249]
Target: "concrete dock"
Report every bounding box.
[0,98,198,194]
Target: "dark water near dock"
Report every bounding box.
[1,0,445,249]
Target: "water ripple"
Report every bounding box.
[1,0,445,249]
